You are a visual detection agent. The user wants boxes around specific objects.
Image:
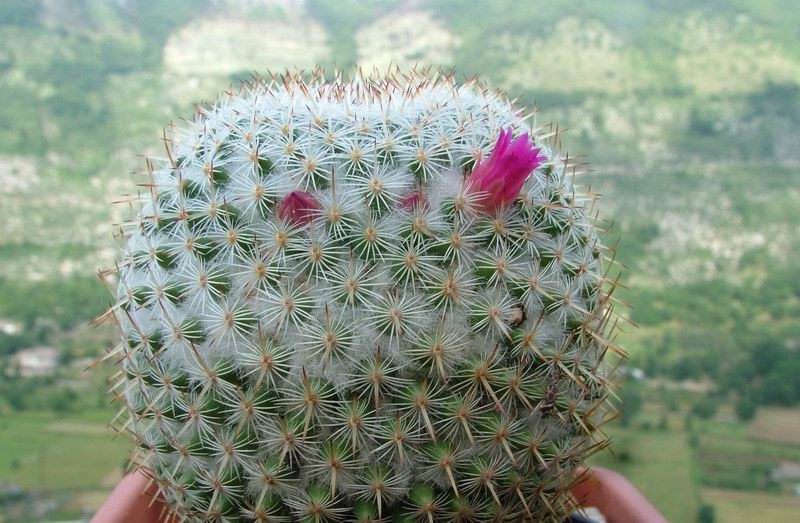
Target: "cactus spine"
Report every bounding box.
[106,69,621,522]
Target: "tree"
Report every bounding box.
[690,397,718,420]
[49,387,79,414]
[735,394,757,422]
[619,383,643,427]
[698,504,715,523]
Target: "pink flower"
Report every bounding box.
[467,128,543,212]
[277,190,320,225]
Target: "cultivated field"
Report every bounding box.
[0,409,130,519]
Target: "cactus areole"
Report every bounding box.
[108,70,621,522]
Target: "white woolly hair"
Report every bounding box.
[106,69,621,522]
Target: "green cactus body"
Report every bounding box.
[110,71,619,522]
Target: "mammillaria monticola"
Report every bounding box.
[108,70,621,522]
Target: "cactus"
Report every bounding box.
[107,69,621,521]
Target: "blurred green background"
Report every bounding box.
[0,0,798,521]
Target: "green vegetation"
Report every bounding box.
[0,410,128,491]
[0,277,110,356]
[593,391,800,522]
[0,409,130,520]
[592,424,700,522]
[703,488,800,523]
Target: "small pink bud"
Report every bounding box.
[277,190,320,225]
[467,128,543,212]
[399,190,426,210]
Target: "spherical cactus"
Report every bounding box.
[108,70,620,522]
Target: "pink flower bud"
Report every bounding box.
[277,190,320,225]
[399,190,426,210]
[467,128,543,212]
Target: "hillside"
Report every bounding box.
[2,0,798,404]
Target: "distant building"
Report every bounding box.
[619,366,646,381]
[0,318,22,335]
[771,461,800,482]
[630,368,646,381]
[10,347,59,377]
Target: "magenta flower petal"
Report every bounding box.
[277,190,320,225]
[466,128,543,212]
